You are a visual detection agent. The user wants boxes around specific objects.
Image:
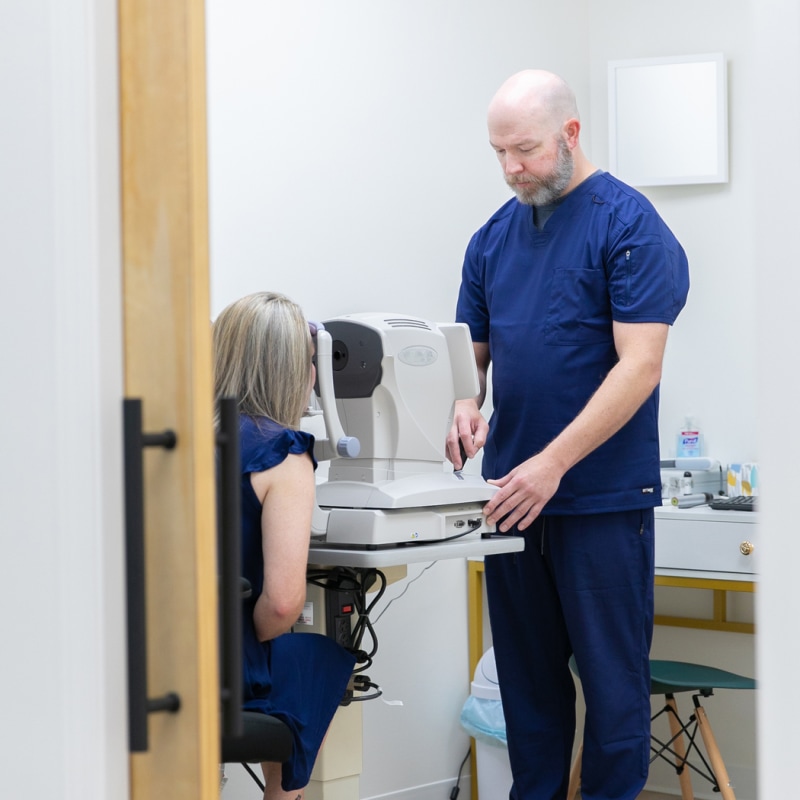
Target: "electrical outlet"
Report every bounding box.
[334,615,353,648]
[326,586,356,649]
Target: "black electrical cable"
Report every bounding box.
[450,748,471,799]
[350,568,386,670]
[348,675,383,702]
[426,519,484,544]
[305,566,387,688]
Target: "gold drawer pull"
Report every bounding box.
[740,541,755,556]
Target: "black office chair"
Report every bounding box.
[217,573,295,791]
[221,709,293,791]
[568,656,755,800]
[217,398,293,793]
[218,578,294,794]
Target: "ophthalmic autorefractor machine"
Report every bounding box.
[306,312,497,549]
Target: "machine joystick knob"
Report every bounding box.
[336,436,361,458]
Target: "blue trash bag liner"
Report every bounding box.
[460,695,507,747]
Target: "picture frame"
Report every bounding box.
[608,53,728,186]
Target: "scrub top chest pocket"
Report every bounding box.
[544,265,614,346]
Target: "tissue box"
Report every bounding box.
[726,463,759,496]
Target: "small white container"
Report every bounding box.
[471,648,513,799]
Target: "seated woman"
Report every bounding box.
[213,291,356,800]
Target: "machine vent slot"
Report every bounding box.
[383,317,432,330]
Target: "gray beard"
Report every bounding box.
[507,140,574,206]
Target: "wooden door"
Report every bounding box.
[119,0,219,797]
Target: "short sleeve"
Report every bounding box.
[239,416,317,475]
[606,209,689,325]
[456,230,491,343]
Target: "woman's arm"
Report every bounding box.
[249,452,315,641]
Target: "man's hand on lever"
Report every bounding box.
[446,398,489,470]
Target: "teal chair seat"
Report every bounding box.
[568,656,756,800]
[649,659,756,696]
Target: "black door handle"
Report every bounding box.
[123,398,181,753]
[216,397,243,738]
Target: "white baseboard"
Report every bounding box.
[362,775,471,800]
[646,761,757,800]
[356,762,756,800]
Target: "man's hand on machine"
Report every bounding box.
[446,399,488,470]
[483,453,563,532]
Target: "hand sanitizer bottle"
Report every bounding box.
[676,416,703,458]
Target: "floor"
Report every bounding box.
[577,793,674,799]
[636,794,675,800]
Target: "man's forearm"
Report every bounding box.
[538,357,661,475]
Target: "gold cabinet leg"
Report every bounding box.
[467,560,484,800]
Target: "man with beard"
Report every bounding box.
[448,70,690,799]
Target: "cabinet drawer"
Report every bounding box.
[654,511,758,575]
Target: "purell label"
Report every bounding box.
[678,430,701,457]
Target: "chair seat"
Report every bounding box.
[649,659,757,695]
[567,655,756,800]
[568,655,756,695]
[221,711,293,764]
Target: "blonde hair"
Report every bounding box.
[213,292,312,429]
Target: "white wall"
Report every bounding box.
[0,1,128,798]
[206,0,591,325]
[587,0,758,466]
[206,2,773,798]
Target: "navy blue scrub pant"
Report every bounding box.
[484,509,654,800]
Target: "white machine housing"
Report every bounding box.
[308,312,496,548]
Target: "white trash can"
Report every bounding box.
[460,647,512,799]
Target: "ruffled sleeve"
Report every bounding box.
[239,415,317,475]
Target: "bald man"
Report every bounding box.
[449,71,690,799]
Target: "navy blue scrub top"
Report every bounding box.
[456,171,689,515]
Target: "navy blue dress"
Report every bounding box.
[238,414,356,791]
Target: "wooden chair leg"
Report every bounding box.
[695,702,737,800]
[665,694,695,800]
[567,743,582,799]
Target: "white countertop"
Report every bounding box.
[655,502,759,524]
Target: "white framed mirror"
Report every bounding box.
[608,53,728,187]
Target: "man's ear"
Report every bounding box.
[563,118,581,147]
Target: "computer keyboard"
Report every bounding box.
[708,495,757,512]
